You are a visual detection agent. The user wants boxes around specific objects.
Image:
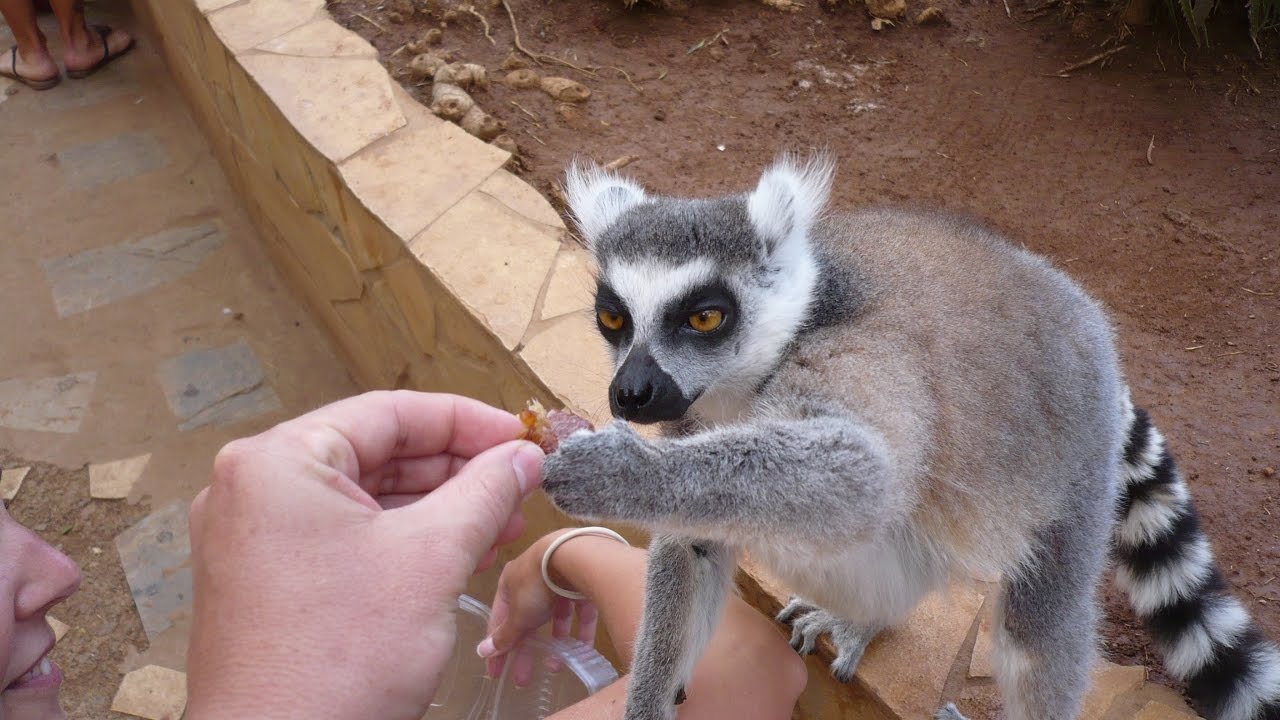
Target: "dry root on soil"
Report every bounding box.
[517,400,595,454]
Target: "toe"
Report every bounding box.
[106,27,133,56]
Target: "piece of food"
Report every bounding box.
[460,104,505,140]
[518,400,594,454]
[435,62,488,89]
[407,51,451,80]
[539,76,591,103]
[431,82,474,120]
[504,68,541,89]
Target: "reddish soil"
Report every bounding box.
[333,0,1278,707]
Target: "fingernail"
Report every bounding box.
[511,443,544,495]
[477,636,497,658]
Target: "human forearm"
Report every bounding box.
[536,529,649,658]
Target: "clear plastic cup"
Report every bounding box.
[422,595,619,720]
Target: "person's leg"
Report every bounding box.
[46,0,130,74]
[0,0,59,83]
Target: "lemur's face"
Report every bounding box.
[566,156,833,424]
[590,200,766,424]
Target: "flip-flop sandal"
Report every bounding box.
[65,25,134,80]
[0,46,61,90]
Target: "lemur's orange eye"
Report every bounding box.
[688,309,724,333]
[598,310,626,331]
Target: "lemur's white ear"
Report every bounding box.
[564,159,647,249]
[746,153,835,256]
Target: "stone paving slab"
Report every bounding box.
[156,338,282,431]
[968,608,994,679]
[89,453,152,499]
[55,131,170,190]
[48,615,70,643]
[1133,701,1200,720]
[115,499,192,642]
[0,466,30,500]
[41,221,226,317]
[858,584,986,719]
[206,0,324,53]
[111,665,187,720]
[0,371,97,433]
[256,18,377,58]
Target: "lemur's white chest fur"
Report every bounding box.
[747,531,949,627]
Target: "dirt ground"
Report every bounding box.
[331,0,1278,702]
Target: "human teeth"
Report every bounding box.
[16,658,51,683]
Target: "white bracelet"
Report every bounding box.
[540,526,631,600]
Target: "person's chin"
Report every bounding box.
[2,658,67,720]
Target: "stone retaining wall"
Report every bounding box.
[125,2,1200,717]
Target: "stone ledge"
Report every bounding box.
[128,1,1192,717]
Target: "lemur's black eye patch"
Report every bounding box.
[594,281,632,345]
[666,280,738,340]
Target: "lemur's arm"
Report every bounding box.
[621,535,737,720]
[542,415,906,545]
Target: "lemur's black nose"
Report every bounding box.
[614,383,654,411]
[608,348,692,424]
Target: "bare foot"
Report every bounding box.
[4,45,59,85]
[63,25,133,76]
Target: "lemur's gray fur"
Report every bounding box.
[540,155,1280,720]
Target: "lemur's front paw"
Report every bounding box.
[776,597,880,683]
[542,422,654,521]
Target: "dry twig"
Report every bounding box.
[1242,287,1275,296]
[354,12,387,33]
[1050,44,1129,77]
[509,100,543,123]
[603,66,644,92]
[604,154,641,170]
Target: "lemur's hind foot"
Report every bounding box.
[776,597,881,682]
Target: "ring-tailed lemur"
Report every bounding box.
[539,154,1280,720]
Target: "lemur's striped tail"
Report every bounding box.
[1113,404,1280,720]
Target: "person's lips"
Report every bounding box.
[5,652,62,693]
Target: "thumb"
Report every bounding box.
[410,439,545,563]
